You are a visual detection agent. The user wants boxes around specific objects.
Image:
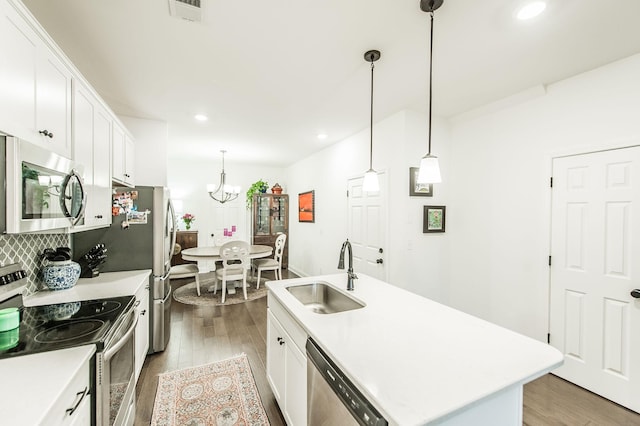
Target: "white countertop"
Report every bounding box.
[0,345,96,425]
[24,270,151,306]
[267,274,564,426]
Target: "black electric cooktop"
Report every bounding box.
[0,295,135,358]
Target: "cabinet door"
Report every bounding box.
[271,195,288,234]
[135,282,150,382]
[124,135,135,185]
[267,311,286,404]
[0,1,37,140]
[285,341,307,426]
[72,83,95,225]
[0,1,71,156]
[254,195,272,236]
[73,83,111,229]
[92,105,112,226]
[46,355,91,426]
[112,122,125,183]
[36,49,72,157]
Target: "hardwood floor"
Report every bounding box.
[134,271,289,426]
[135,271,640,425]
[523,374,640,426]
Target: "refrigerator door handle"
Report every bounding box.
[168,198,177,257]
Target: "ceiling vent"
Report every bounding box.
[169,0,202,22]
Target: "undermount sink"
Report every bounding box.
[286,282,365,314]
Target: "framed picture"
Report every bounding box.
[298,190,315,223]
[409,167,433,197]
[423,205,446,233]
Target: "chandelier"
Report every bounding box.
[207,150,240,203]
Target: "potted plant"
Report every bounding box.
[181,213,195,230]
[246,179,269,209]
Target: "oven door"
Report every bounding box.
[97,309,138,426]
[5,137,87,233]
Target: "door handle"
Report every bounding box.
[376,258,383,264]
[631,289,640,299]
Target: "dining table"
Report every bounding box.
[180,244,273,262]
[181,244,273,295]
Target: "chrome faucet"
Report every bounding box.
[337,239,358,291]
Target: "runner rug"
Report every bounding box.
[150,354,269,426]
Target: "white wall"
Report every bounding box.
[286,110,452,304]
[448,53,640,341]
[168,157,287,247]
[119,115,169,187]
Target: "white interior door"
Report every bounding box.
[549,145,640,412]
[347,173,387,281]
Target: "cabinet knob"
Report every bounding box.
[376,258,384,264]
[277,337,285,345]
[95,215,103,219]
[141,310,147,316]
[39,129,54,138]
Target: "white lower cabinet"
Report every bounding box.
[266,297,307,426]
[134,280,150,381]
[48,351,92,426]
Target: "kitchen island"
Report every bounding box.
[267,274,563,426]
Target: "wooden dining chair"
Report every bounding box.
[253,233,287,289]
[169,243,202,295]
[215,240,250,303]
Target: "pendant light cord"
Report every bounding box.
[369,60,375,169]
[428,10,434,155]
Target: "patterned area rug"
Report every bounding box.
[150,354,269,426]
[173,281,268,306]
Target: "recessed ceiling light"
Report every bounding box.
[194,114,208,121]
[317,133,328,140]
[516,1,546,20]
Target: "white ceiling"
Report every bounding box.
[22,0,640,167]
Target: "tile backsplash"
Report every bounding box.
[0,233,70,295]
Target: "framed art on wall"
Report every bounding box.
[423,205,446,233]
[409,167,433,196]
[298,190,315,222]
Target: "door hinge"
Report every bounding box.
[548,255,552,266]
[547,333,551,344]
[550,177,553,188]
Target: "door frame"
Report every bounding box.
[546,138,640,343]
[346,168,390,283]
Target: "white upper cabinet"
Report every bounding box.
[72,81,112,230]
[0,0,72,157]
[112,121,135,187]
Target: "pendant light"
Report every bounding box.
[362,49,381,192]
[417,0,443,184]
[207,150,240,203]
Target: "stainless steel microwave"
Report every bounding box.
[2,136,87,233]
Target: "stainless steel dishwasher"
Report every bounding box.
[307,338,387,426]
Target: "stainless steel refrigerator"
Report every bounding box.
[72,186,176,353]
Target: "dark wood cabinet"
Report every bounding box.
[252,194,289,268]
[171,231,198,266]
